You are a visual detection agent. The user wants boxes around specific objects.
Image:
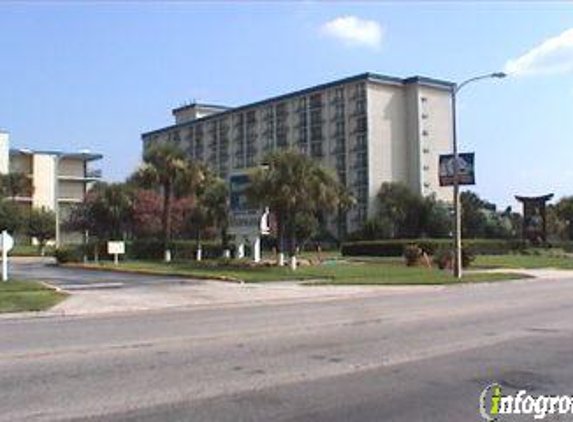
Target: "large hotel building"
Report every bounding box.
[142,73,454,235]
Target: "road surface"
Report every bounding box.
[2,269,573,421]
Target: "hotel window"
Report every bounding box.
[356,117,367,133]
[355,99,366,115]
[311,126,323,141]
[309,93,323,109]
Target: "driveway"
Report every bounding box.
[11,258,205,290]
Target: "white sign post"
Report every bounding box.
[107,241,125,265]
[1,230,14,281]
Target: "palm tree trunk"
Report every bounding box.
[288,216,297,270]
[162,182,172,261]
[277,212,285,266]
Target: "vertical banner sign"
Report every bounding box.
[439,153,476,186]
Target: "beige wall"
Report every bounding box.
[58,180,85,200]
[416,85,453,202]
[366,82,409,215]
[58,158,85,178]
[32,154,57,210]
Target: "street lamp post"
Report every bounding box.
[451,72,506,279]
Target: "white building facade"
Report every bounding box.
[142,73,454,235]
[0,130,102,244]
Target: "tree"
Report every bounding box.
[66,182,133,242]
[375,183,426,238]
[555,197,573,240]
[460,191,515,239]
[131,190,194,239]
[247,149,351,268]
[0,200,24,234]
[134,143,204,261]
[422,196,451,238]
[460,191,492,238]
[0,173,32,200]
[26,208,56,256]
[200,176,230,249]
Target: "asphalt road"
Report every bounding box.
[2,271,573,421]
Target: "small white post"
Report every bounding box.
[1,230,13,281]
[196,246,202,261]
[253,236,261,263]
[237,243,245,259]
[114,253,119,266]
[223,249,231,259]
[289,255,297,271]
[164,249,172,263]
[2,247,7,281]
[278,253,285,266]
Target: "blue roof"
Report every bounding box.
[10,148,102,161]
[142,72,454,138]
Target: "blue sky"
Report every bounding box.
[0,2,572,209]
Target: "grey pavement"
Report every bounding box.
[2,272,573,421]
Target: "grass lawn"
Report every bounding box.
[75,259,526,285]
[11,245,54,257]
[475,254,573,270]
[0,281,66,313]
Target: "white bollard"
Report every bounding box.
[237,243,245,259]
[196,247,202,261]
[164,249,172,263]
[278,252,285,266]
[253,237,261,263]
[223,249,231,259]
[289,255,297,271]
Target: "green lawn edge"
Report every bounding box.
[61,260,533,286]
[0,281,67,313]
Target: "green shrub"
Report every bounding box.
[433,248,475,270]
[128,239,225,260]
[403,244,423,266]
[549,241,573,253]
[341,239,525,257]
[54,246,84,264]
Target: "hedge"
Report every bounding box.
[55,239,227,263]
[341,239,527,257]
[128,239,225,260]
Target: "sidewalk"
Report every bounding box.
[46,281,441,317]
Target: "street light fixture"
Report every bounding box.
[451,71,506,279]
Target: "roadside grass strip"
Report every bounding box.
[0,281,67,313]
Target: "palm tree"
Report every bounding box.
[247,149,352,269]
[0,173,32,200]
[135,143,204,261]
[201,176,230,253]
[555,197,573,240]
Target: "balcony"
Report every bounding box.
[58,168,102,181]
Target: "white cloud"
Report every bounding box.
[504,27,573,76]
[320,16,383,49]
